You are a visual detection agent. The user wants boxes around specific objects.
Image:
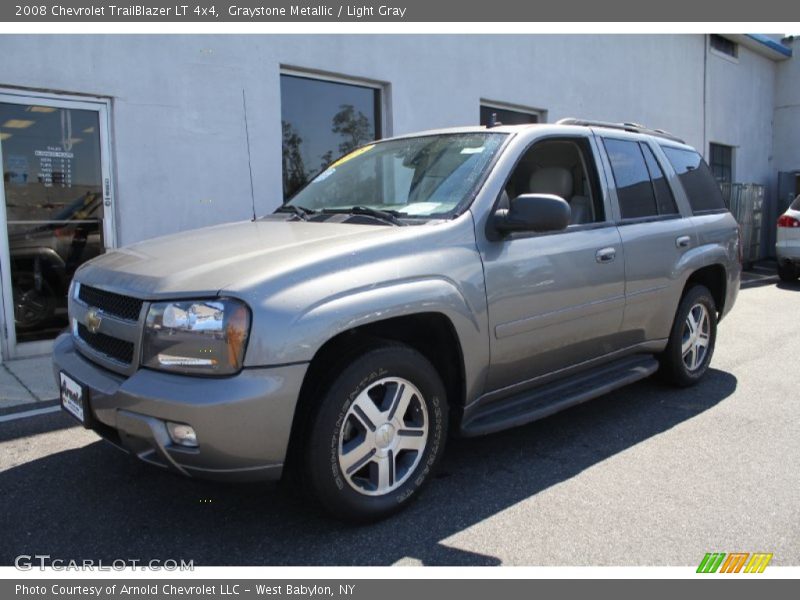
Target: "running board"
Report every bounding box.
[460,355,659,437]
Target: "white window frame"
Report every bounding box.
[0,87,115,361]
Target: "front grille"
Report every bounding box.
[78,285,143,321]
[77,323,135,364]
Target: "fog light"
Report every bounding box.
[167,422,198,448]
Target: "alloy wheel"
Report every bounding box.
[681,303,711,372]
[338,376,428,496]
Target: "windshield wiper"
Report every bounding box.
[274,204,315,221]
[322,206,406,226]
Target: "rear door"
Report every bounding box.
[597,134,693,344]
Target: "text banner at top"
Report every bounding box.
[0,0,794,22]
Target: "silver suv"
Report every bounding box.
[54,119,741,521]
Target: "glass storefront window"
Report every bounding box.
[1,101,105,343]
[280,74,381,200]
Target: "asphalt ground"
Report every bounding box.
[0,274,797,566]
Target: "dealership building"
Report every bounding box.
[0,33,797,362]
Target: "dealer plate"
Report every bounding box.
[59,371,85,424]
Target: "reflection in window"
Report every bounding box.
[280,74,381,200]
[1,102,104,342]
[286,133,507,217]
[603,138,658,220]
[640,144,678,215]
[662,146,727,214]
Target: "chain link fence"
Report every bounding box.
[721,183,764,267]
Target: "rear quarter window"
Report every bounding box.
[661,146,727,213]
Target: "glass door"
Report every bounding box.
[0,92,114,359]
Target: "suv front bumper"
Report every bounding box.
[52,333,307,482]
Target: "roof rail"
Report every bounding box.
[556,118,685,144]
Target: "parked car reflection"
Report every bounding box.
[9,191,103,341]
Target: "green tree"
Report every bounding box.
[331,104,372,155]
[282,120,307,199]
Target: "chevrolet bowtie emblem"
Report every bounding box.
[85,307,103,334]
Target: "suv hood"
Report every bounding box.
[75,219,401,298]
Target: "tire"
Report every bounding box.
[12,274,57,331]
[304,343,448,522]
[778,261,797,282]
[659,285,718,387]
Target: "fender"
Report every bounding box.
[244,277,490,406]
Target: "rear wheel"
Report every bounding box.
[304,343,448,522]
[778,261,797,282]
[659,285,717,387]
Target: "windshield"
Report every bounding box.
[284,132,507,218]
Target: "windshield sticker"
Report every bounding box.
[312,168,335,183]
[460,146,485,155]
[402,202,443,215]
[330,144,376,168]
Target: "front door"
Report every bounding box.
[0,92,114,359]
[479,136,627,393]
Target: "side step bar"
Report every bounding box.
[460,355,660,437]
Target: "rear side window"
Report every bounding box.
[661,146,727,213]
[603,139,658,219]
[641,144,678,215]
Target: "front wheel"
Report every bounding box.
[659,285,718,387]
[304,344,448,522]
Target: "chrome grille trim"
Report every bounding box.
[69,284,147,376]
[77,284,144,322]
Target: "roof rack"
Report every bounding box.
[556,118,685,144]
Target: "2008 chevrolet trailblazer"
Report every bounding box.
[54,119,740,520]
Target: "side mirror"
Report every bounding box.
[492,193,571,234]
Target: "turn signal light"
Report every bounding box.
[777,215,800,228]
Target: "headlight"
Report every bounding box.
[142,298,250,376]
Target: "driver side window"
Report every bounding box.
[501,138,605,225]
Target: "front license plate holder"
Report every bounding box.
[59,371,92,428]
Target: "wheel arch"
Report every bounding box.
[283,311,467,478]
[683,263,727,316]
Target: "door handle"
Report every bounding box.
[595,247,617,263]
[676,235,692,249]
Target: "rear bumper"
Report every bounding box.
[776,235,800,263]
[52,333,307,482]
[777,222,800,263]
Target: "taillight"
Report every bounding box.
[777,214,800,228]
[736,224,743,264]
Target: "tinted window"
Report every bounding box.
[280,74,381,200]
[662,147,727,213]
[603,139,658,219]
[641,144,678,215]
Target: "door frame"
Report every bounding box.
[0,88,115,361]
